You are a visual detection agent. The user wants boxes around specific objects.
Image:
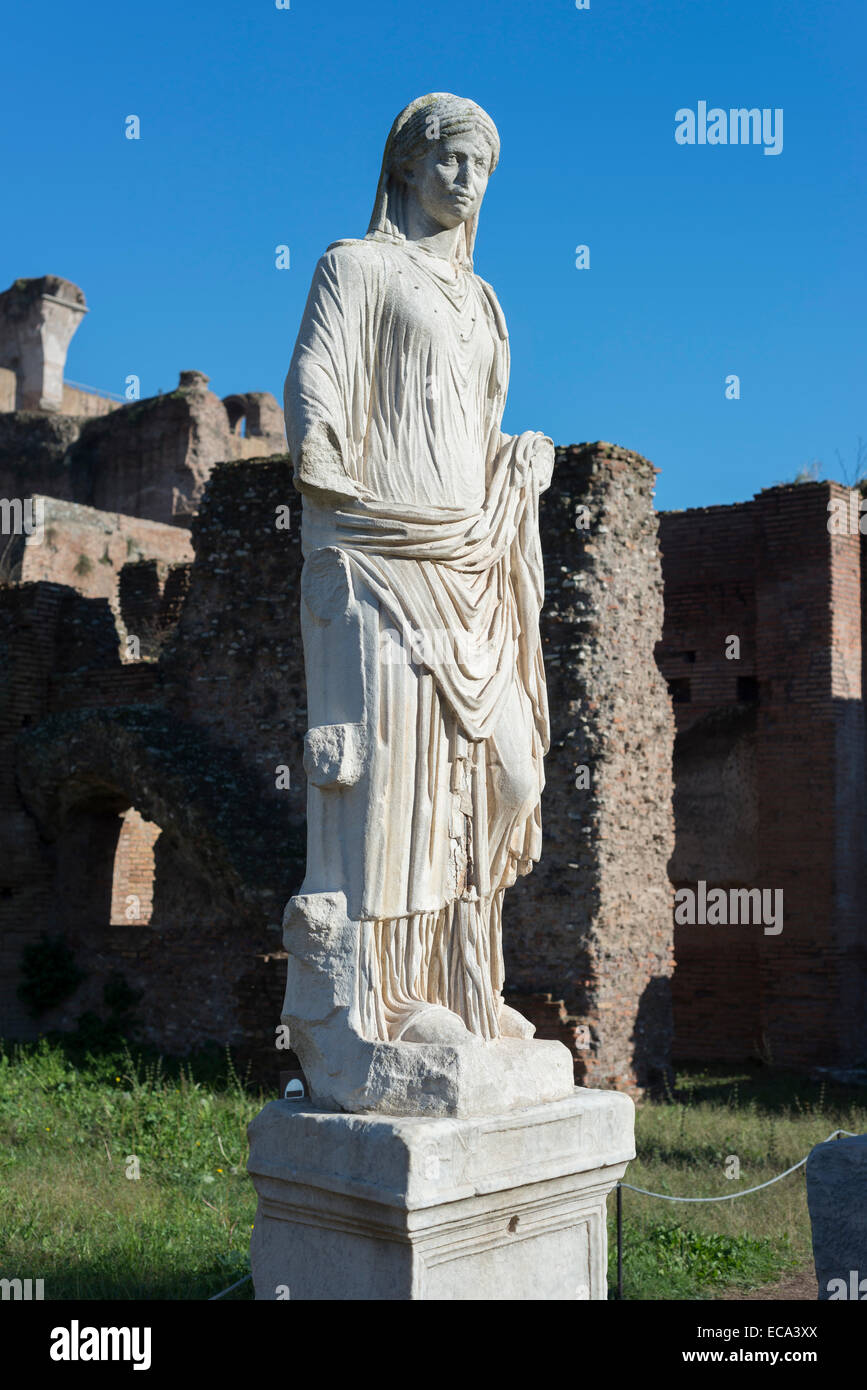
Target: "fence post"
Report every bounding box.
[616,1182,623,1300]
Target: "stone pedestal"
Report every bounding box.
[247,1088,634,1300]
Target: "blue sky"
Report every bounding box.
[2,0,863,510]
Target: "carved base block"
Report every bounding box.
[247,1088,635,1300]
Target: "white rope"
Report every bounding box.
[619,1129,859,1203]
[209,1273,252,1300]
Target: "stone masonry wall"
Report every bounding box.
[0,458,306,1080]
[0,374,286,531]
[504,443,675,1092]
[16,497,193,625]
[61,385,119,420]
[659,482,867,1069]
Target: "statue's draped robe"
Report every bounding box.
[285,236,552,1041]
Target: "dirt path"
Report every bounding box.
[719,1269,818,1301]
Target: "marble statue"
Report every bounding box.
[248,95,635,1300]
[281,92,573,1115]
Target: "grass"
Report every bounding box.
[1,1042,864,1301]
[0,1038,258,1300]
[609,1065,867,1300]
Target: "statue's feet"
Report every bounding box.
[498,1003,536,1040]
[390,1004,473,1044]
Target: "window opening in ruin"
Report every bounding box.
[109,807,161,926]
[737,676,759,703]
[223,396,248,438]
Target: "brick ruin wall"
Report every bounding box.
[0,443,675,1091]
[61,385,119,420]
[0,371,285,529]
[12,496,193,623]
[659,481,867,1070]
[505,445,675,1091]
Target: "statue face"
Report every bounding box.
[402,133,492,231]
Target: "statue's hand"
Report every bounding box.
[508,431,554,490]
[529,432,555,491]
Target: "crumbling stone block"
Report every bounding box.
[0,276,87,411]
[807,1134,867,1299]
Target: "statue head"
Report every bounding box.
[367,94,500,268]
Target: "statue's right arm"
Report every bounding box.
[291,421,369,506]
[284,245,375,506]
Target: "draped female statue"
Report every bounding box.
[281,94,571,1114]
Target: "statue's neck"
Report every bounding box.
[405,224,464,264]
[401,196,466,265]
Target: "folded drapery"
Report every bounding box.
[301,429,550,747]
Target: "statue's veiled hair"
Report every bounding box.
[367,93,500,269]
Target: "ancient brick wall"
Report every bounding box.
[0,412,82,504]
[504,443,676,1093]
[67,371,244,524]
[0,457,306,1078]
[61,385,119,420]
[659,481,867,1068]
[17,497,192,625]
[0,567,299,1075]
[0,374,285,531]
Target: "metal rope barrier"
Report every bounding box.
[209,1273,252,1301]
[619,1128,857,1203]
[613,1128,859,1299]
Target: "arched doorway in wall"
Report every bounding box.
[52,794,163,937]
[14,790,164,1034]
[222,394,248,437]
[54,792,130,940]
[49,789,236,1050]
[15,707,294,1065]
